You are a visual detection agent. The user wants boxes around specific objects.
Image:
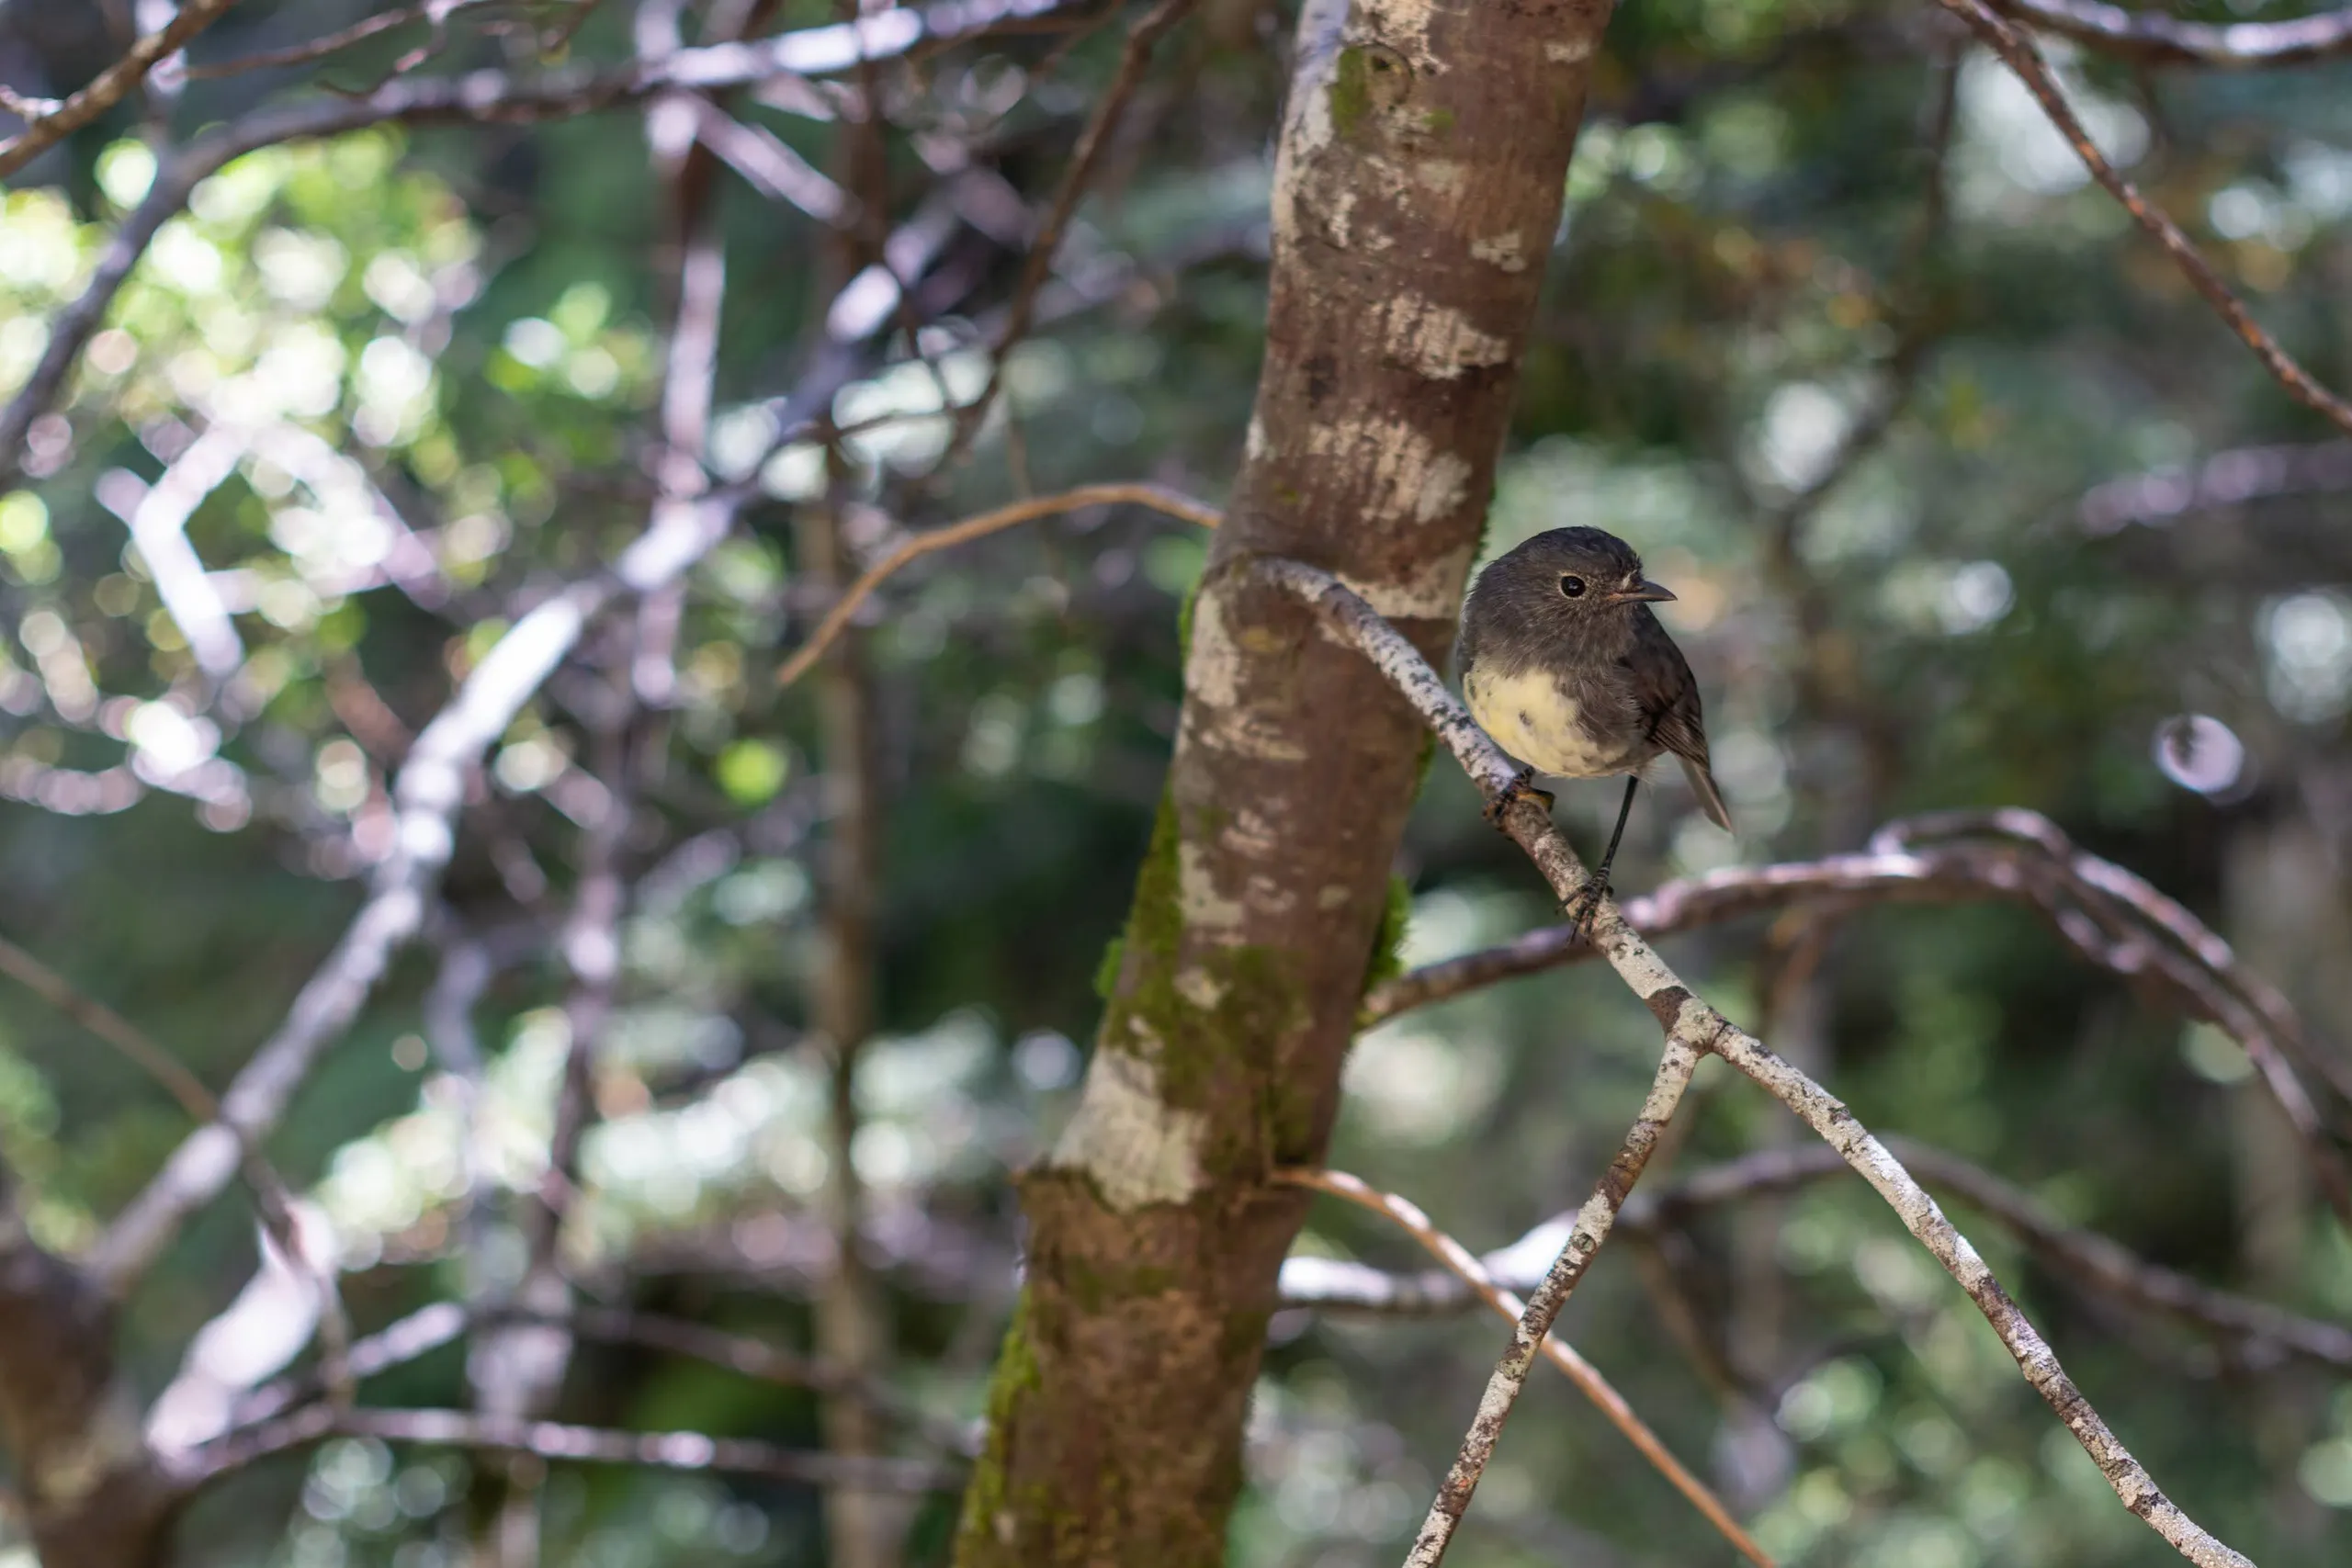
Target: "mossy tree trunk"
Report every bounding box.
[953,0,1619,1562]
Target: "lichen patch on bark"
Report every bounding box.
[1049,1048,1209,1212]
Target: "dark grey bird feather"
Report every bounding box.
[1454,525,1732,834]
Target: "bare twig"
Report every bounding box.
[91,494,740,1291]
[0,0,1089,491]
[687,96,855,223]
[0,934,226,1124]
[1244,556,2255,1568]
[1939,0,2352,439]
[1362,817,2352,1225]
[1986,0,2352,68]
[0,934,356,1404]
[1710,1038,2255,1567]
[222,1299,978,1456]
[2080,440,2352,533]
[1278,1168,1773,1568]
[110,422,249,682]
[1883,808,2352,1211]
[1634,1140,2352,1373]
[1401,1040,1705,1568]
[0,0,243,178]
[176,1404,964,1493]
[180,3,452,81]
[937,0,1201,471]
[775,482,1221,689]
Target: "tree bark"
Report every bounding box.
[953,1,1618,1562]
[0,1201,173,1568]
[797,496,903,1568]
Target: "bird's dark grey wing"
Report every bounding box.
[1629,612,1733,833]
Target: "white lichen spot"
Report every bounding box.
[1545,36,1597,63]
[1303,417,1475,527]
[1384,296,1510,381]
[1174,966,1227,1009]
[1413,450,1473,523]
[1226,806,1281,857]
[1184,589,1246,710]
[1246,876,1299,918]
[1337,542,1475,621]
[1317,884,1353,910]
[1413,159,1468,199]
[1360,0,1440,64]
[1610,936,1684,1001]
[1295,64,1338,160]
[1181,591,1311,762]
[1245,415,1270,460]
[1180,841,1247,931]
[1050,1049,1207,1212]
[1326,186,1358,249]
[1471,231,1529,273]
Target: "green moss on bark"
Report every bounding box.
[954,1294,1043,1562]
[1329,47,1372,140]
[1364,874,1413,992]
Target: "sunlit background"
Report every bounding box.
[1,1,2350,1564]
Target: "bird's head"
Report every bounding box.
[1478,526,1676,623]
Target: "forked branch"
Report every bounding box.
[1940,0,2352,439]
[1276,1167,1774,1568]
[0,0,244,179]
[775,483,1222,690]
[1242,555,2255,1568]
[1986,0,2352,68]
[1364,809,2352,1224]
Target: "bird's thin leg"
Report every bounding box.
[1567,775,1640,935]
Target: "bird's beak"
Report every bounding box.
[1608,580,1677,605]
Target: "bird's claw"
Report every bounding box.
[1562,874,1612,942]
[1485,769,1554,831]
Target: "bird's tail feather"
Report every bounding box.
[1679,755,1734,834]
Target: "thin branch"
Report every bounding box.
[686,95,855,224]
[1986,0,2352,68]
[775,482,1221,689]
[220,1299,978,1457]
[1402,1039,1705,1568]
[0,934,224,1124]
[1363,818,2352,1225]
[1711,1039,2255,1566]
[1939,0,2352,439]
[1278,1168,1773,1568]
[176,1403,964,1493]
[1244,556,2255,1568]
[937,0,1201,472]
[0,933,356,1403]
[2080,440,2352,532]
[0,0,1089,490]
[180,4,453,81]
[1883,808,2352,1206]
[0,0,244,178]
[1633,1140,2352,1373]
[91,495,739,1292]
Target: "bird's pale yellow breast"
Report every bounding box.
[1464,665,1625,779]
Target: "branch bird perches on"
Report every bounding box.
[1239,554,2258,1568]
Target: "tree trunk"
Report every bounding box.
[797,496,904,1568]
[954,1,1617,1562]
[0,1218,173,1568]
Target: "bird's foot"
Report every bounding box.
[1484,768,1554,832]
[1562,872,1613,942]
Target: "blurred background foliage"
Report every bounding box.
[0,0,2349,1563]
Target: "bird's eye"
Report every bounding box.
[1559,574,1587,599]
